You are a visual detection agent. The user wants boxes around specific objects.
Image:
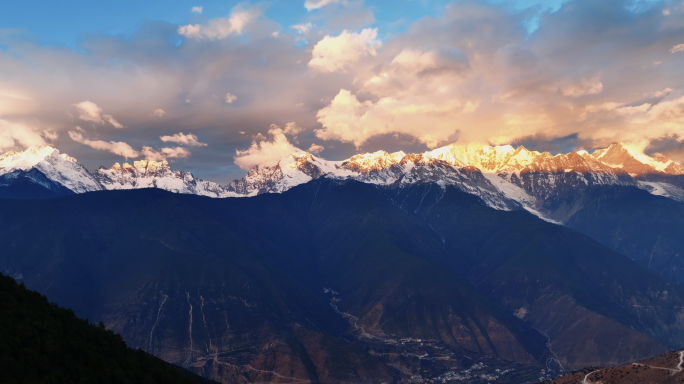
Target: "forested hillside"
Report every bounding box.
[0,273,215,384]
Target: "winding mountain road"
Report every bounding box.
[582,370,598,384]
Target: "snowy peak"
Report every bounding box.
[592,143,684,176]
[95,159,234,198]
[0,146,102,193]
[427,144,541,172]
[423,142,665,181]
[221,146,521,211]
[341,150,406,172]
[103,160,173,178]
[0,146,69,174]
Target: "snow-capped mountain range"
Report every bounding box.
[2,143,683,222]
[0,146,102,194]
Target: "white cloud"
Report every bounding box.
[561,77,604,97]
[574,90,684,149]
[191,6,203,14]
[68,131,139,158]
[282,122,304,135]
[291,23,313,34]
[315,89,478,148]
[670,44,684,53]
[225,93,237,103]
[304,0,339,11]
[650,88,673,98]
[178,4,263,40]
[315,90,372,146]
[159,132,208,146]
[308,28,380,73]
[308,143,324,153]
[74,101,124,128]
[0,119,46,151]
[313,45,478,148]
[152,109,166,117]
[234,125,302,169]
[141,146,191,161]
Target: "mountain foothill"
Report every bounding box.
[2,141,684,383]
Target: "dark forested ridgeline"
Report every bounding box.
[0,273,216,384]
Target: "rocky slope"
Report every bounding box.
[542,349,684,384]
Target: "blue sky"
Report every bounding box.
[3,0,443,46]
[1,0,575,47]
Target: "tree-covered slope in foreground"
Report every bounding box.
[0,273,216,384]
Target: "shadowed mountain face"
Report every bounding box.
[1,180,684,383]
[541,186,684,287]
[0,168,76,199]
[389,184,684,369]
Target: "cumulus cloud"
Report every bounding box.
[308,28,380,73]
[225,93,237,103]
[282,122,304,135]
[0,119,46,151]
[141,146,191,161]
[74,101,123,128]
[304,0,339,11]
[310,1,684,151]
[315,44,478,147]
[68,131,139,158]
[191,6,203,14]
[234,125,302,170]
[316,89,477,148]
[152,109,166,117]
[159,132,207,146]
[671,44,684,53]
[578,91,684,148]
[308,143,324,153]
[178,4,264,40]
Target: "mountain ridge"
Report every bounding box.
[2,142,684,218]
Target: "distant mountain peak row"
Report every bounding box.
[2,142,684,222]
